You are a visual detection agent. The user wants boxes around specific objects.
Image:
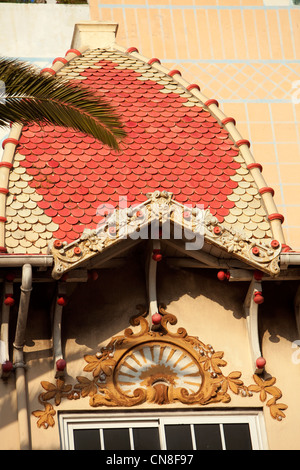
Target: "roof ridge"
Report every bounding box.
[40,46,89,76]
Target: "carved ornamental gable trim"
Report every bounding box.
[51,191,281,279]
[33,306,287,429]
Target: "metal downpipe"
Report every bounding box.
[280,253,300,269]
[13,264,32,450]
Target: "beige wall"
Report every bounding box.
[0,258,299,450]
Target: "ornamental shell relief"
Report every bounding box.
[33,306,287,429]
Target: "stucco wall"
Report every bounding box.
[0,4,90,60]
[0,0,299,452]
[0,256,297,450]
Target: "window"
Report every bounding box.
[59,411,267,450]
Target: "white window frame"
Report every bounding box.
[59,410,268,450]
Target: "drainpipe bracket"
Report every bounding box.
[13,361,27,370]
[13,342,25,350]
[20,286,33,294]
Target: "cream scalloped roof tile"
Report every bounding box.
[5,152,59,254]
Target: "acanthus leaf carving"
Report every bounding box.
[33,305,287,428]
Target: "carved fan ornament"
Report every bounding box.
[33,306,287,429]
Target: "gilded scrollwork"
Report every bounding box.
[33,306,287,429]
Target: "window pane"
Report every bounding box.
[223,423,252,450]
[133,427,161,450]
[103,428,131,450]
[194,424,222,450]
[73,429,101,450]
[165,424,193,450]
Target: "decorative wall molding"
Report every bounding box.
[50,191,281,280]
[33,305,287,429]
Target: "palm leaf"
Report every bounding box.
[0,56,126,149]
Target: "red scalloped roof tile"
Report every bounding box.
[14,54,245,244]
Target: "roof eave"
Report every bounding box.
[50,191,281,280]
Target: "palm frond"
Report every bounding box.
[0,57,126,149]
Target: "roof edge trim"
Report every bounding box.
[0,123,23,253]
[50,191,281,280]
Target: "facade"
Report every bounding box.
[1,1,300,251]
[0,2,300,452]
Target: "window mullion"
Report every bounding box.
[99,429,105,450]
[159,419,167,450]
[190,424,197,450]
[129,428,135,450]
[219,424,226,450]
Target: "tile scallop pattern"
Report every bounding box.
[1,45,286,255]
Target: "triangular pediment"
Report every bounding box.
[51,191,281,279]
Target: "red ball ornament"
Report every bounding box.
[253,270,263,281]
[88,270,99,281]
[271,239,280,249]
[152,249,162,262]
[281,244,292,252]
[256,357,266,369]
[217,270,230,281]
[56,359,66,371]
[57,296,67,307]
[152,313,162,325]
[4,295,14,306]
[252,246,260,256]
[54,240,63,249]
[74,246,82,256]
[254,291,264,304]
[2,360,13,373]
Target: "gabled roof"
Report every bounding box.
[51,190,282,279]
[0,22,287,275]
